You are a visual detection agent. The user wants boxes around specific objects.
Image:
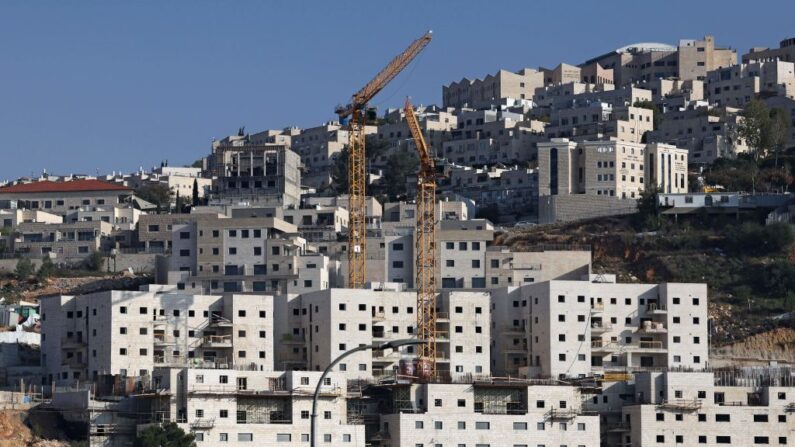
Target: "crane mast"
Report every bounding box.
[404,98,437,379]
[336,31,432,288]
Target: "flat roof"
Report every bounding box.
[0,179,132,194]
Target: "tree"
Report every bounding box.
[769,107,792,167]
[85,251,105,272]
[14,258,35,280]
[36,256,56,281]
[738,100,770,160]
[633,185,661,230]
[134,422,195,447]
[383,151,419,201]
[330,147,349,194]
[191,179,200,207]
[135,183,172,213]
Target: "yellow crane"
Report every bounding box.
[335,31,432,288]
[404,97,437,379]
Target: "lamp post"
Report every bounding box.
[310,338,425,447]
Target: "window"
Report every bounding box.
[475,422,490,430]
[716,414,730,422]
[513,422,527,430]
[415,421,424,429]
[119,348,127,355]
[755,437,770,444]
[275,434,290,442]
[219,433,228,442]
[656,413,664,421]
[716,436,731,444]
[657,435,665,443]
[434,421,443,429]
[754,414,769,422]
[220,409,228,418]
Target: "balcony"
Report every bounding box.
[591,322,612,334]
[281,333,305,344]
[436,312,450,322]
[637,321,667,333]
[209,315,233,328]
[62,337,86,349]
[372,311,386,322]
[153,335,178,346]
[202,335,232,348]
[590,303,605,315]
[154,355,186,366]
[658,399,702,411]
[372,350,400,363]
[591,340,665,353]
[501,325,526,335]
[189,418,215,429]
[646,303,667,314]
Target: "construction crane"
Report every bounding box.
[404,97,437,379]
[335,31,432,289]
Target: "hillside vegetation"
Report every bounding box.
[497,214,795,345]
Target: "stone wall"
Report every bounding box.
[538,194,638,224]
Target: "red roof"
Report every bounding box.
[0,179,132,194]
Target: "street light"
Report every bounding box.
[310,338,425,447]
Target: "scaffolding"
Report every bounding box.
[236,397,292,424]
[473,386,527,415]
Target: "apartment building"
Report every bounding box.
[541,63,583,85]
[443,68,545,109]
[374,105,457,154]
[291,122,376,189]
[65,204,143,231]
[162,214,306,294]
[538,138,687,199]
[294,288,491,381]
[535,84,650,112]
[436,164,538,221]
[373,382,600,447]
[646,78,704,110]
[544,103,654,143]
[283,205,349,243]
[39,289,275,385]
[706,60,795,108]
[438,219,494,289]
[0,209,61,229]
[744,36,795,63]
[206,135,301,207]
[646,106,748,164]
[584,36,735,85]
[9,220,113,262]
[106,166,213,206]
[620,370,795,447]
[0,179,133,216]
[145,368,365,447]
[499,279,708,379]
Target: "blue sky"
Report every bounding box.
[1,0,793,180]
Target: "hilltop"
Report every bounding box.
[497,213,795,346]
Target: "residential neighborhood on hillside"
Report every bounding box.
[1,4,795,446]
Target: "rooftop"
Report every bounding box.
[0,179,132,194]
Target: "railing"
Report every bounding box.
[646,303,667,312]
[591,303,605,312]
[202,335,232,346]
[372,312,386,321]
[189,418,215,429]
[436,331,450,340]
[639,341,664,349]
[502,325,527,333]
[153,335,177,345]
[154,355,187,365]
[281,333,306,343]
[658,398,702,411]
[591,323,613,331]
[436,312,449,320]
